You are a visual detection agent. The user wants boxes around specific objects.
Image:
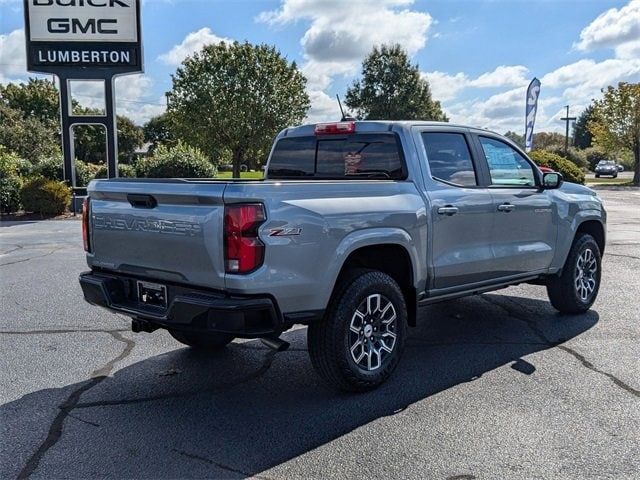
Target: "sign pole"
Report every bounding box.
[105,77,118,179]
[560,105,577,156]
[57,76,76,187]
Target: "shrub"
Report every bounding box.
[34,155,93,187]
[0,146,25,178]
[0,176,22,213]
[94,163,137,179]
[529,150,585,184]
[20,177,71,215]
[136,141,216,178]
[544,146,588,170]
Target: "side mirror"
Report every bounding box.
[542,172,563,189]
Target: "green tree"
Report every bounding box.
[589,82,640,185]
[573,105,595,149]
[72,110,143,164]
[531,131,565,150]
[143,113,176,153]
[345,45,447,121]
[0,103,60,160]
[116,115,144,162]
[504,131,525,147]
[0,78,59,126]
[169,41,310,177]
[0,79,61,160]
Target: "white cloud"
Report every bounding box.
[468,65,529,88]
[422,65,529,101]
[305,90,342,123]
[258,0,433,123]
[541,57,640,102]
[615,39,640,59]
[422,71,469,101]
[575,0,640,52]
[158,27,232,66]
[0,29,27,80]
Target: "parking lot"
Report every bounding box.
[1,187,638,479]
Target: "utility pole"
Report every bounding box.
[560,105,577,156]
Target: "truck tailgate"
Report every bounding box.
[87,179,227,290]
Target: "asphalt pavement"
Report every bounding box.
[1,187,639,479]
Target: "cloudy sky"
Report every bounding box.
[1,0,639,133]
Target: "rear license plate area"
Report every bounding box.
[137,281,167,308]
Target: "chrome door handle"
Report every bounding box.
[497,203,515,212]
[437,206,459,215]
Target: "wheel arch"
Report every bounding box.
[330,243,418,327]
[576,219,605,254]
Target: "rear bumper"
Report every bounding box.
[79,271,283,337]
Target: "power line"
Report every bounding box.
[73,93,165,107]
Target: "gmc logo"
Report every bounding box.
[47,18,117,34]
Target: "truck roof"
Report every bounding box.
[280,120,497,138]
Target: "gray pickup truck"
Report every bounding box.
[80,121,606,391]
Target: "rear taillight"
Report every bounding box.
[314,121,356,135]
[224,204,266,274]
[82,197,91,252]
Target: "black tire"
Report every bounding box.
[546,233,601,314]
[613,174,618,178]
[307,270,407,392]
[595,174,600,178]
[169,330,234,351]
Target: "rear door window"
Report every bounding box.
[268,134,405,179]
[421,132,477,187]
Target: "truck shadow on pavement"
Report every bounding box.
[3,292,599,478]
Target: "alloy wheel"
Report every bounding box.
[349,293,397,371]
[575,248,597,302]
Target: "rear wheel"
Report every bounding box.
[546,233,601,313]
[307,270,407,392]
[169,330,234,351]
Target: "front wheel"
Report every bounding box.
[169,330,234,351]
[307,270,407,392]
[546,233,601,313]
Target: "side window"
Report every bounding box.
[479,137,536,187]
[421,132,477,187]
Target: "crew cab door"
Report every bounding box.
[473,134,556,275]
[416,128,496,290]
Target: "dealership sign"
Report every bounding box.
[24,0,142,74]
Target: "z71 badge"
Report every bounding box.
[269,227,302,236]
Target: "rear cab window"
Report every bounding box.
[267,133,406,180]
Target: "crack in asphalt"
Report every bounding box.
[172,448,272,479]
[234,342,308,352]
[0,328,129,335]
[480,295,639,398]
[0,248,63,267]
[73,349,278,409]
[406,339,549,348]
[556,345,639,398]
[481,296,552,344]
[66,412,101,428]
[0,244,23,255]
[17,331,135,480]
[605,252,640,261]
